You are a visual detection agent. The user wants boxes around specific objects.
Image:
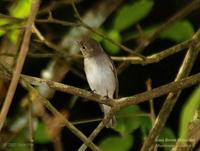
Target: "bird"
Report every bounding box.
[78,38,118,128]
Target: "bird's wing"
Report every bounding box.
[107,55,119,99]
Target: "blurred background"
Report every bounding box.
[0,0,200,151]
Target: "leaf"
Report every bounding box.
[113,0,154,31]
[99,135,133,151]
[139,116,152,136]
[8,0,31,43]
[179,85,200,139]
[9,28,21,43]
[34,122,51,143]
[160,20,194,42]
[9,0,31,18]
[0,18,9,37]
[102,30,121,54]
[156,127,176,151]
[114,105,142,136]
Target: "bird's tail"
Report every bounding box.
[101,104,117,128]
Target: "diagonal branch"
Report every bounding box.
[21,80,101,151]
[0,0,41,132]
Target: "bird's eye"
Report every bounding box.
[82,46,86,49]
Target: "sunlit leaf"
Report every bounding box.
[8,0,31,43]
[34,122,51,143]
[10,0,31,18]
[113,0,154,31]
[103,30,121,54]
[160,20,194,42]
[99,135,133,151]
[9,28,21,43]
[179,85,200,139]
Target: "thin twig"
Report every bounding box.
[112,38,196,64]
[36,17,80,27]
[146,79,156,124]
[0,0,41,132]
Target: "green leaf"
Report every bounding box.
[160,20,194,42]
[139,116,152,136]
[99,135,133,151]
[8,0,31,43]
[179,85,200,139]
[34,122,51,143]
[113,0,154,31]
[8,27,21,43]
[114,105,142,136]
[0,18,9,37]
[156,127,176,151]
[102,30,121,54]
[10,0,31,18]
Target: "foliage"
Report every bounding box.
[0,0,31,42]
[179,85,200,139]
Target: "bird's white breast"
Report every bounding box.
[84,56,116,98]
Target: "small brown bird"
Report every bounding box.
[78,38,118,128]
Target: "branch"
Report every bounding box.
[21,72,200,109]
[36,14,80,27]
[111,38,196,64]
[0,0,41,132]
[21,74,114,106]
